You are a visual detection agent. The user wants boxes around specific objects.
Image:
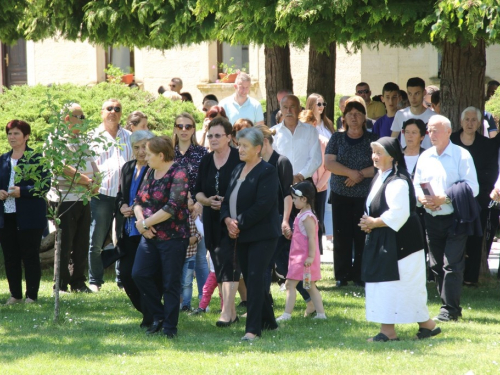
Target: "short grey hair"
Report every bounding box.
[339,96,350,105]
[236,72,251,84]
[131,130,155,145]
[461,106,482,122]
[203,99,218,108]
[428,114,451,129]
[236,127,263,147]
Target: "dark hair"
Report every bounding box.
[402,118,426,137]
[372,95,382,102]
[488,80,500,87]
[291,180,316,213]
[399,90,408,101]
[356,82,369,89]
[180,92,193,102]
[202,94,218,104]
[382,82,400,94]
[431,90,440,105]
[275,110,283,125]
[343,101,367,132]
[173,112,198,146]
[147,136,175,162]
[158,85,166,95]
[232,119,254,138]
[407,77,425,90]
[6,120,31,137]
[205,105,227,120]
[126,111,148,131]
[208,117,233,137]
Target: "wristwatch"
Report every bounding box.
[142,220,150,230]
[444,195,452,204]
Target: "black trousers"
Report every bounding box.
[55,201,91,291]
[315,190,328,255]
[331,193,366,282]
[238,237,279,336]
[0,213,43,300]
[463,207,489,283]
[425,213,467,317]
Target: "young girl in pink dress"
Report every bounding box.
[277,181,326,321]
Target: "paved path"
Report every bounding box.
[320,237,500,276]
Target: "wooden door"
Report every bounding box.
[3,39,27,87]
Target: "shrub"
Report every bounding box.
[0,83,205,153]
[485,90,500,126]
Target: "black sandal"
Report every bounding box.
[416,327,441,339]
[371,333,400,342]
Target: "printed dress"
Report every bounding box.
[287,209,321,281]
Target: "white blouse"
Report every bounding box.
[4,158,18,213]
[366,169,410,232]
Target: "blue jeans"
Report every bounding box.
[195,238,209,300]
[132,237,188,335]
[181,255,196,308]
[88,194,116,286]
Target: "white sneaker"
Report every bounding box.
[89,284,101,293]
[5,297,22,305]
[313,313,327,320]
[276,313,292,322]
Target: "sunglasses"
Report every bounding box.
[207,133,226,139]
[72,114,86,120]
[357,89,370,94]
[291,186,303,197]
[104,106,121,113]
[317,102,327,107]
[175,124,194,130]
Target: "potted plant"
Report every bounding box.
[217,57,246,83]
[104,64,135,84]
[121,67,134,84]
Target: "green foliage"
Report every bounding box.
[0,83,204,154]
[0,1,26,43]
[104,64,126,84]
[485,89,500,119]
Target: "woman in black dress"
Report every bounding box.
[195,117,243,326]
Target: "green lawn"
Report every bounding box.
[0,264,499,375]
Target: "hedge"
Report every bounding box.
[0,83,204,154]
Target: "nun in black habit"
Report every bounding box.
[358,137,441,342]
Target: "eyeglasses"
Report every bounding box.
[317,102,327,107]
[291,186,303,197]
[207,133,226,139]
[175,124,194,130]
[208,112,218,119]
[356,89,370,94]
[104,106,121,113]
[72,114,86,120]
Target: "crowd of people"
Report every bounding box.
[1,72,499,342]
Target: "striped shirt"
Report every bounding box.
[91,124,132,197]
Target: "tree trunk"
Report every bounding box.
[440,39,486,131]
[307,41,336,121]
[264,44,293,126]
[54,227,62,322]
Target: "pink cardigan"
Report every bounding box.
[312,134,331,192]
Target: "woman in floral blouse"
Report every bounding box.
[173,112,209,302]
[132,136,190,338]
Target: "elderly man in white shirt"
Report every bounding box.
[88,99,132,292]
[271,95,322,184]
[414,115,479,322]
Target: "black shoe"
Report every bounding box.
[336,280,348,287]
[140,318,153,329]
[117,283,124,290]
[189,307,206,316]
[71,285,92,293]
[163,331,177,339]
[433,312,458,322]
[181,305,192,312]
[146,320,164,334]
[232,316,240,324]
[353,280,365,287]
[237,301,247,308]
[216,319,233,328]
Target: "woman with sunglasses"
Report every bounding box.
[305,93,335,140]
[195,117,243,327]
[198,106,229,149]
[173,112,209,310]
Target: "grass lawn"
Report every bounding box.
[0,264,499,375]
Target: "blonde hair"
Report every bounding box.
[255,124,276,145]
[298,110,317,125]
[172,112,199,146]
[305,93,335,134]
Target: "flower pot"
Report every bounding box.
[121,74,134,84]
[219,73,238,83]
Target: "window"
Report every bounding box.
[106,46,134,74]
[217,42,249,73]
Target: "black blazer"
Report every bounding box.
[220,160,280,243]
[115,160,149,239]
[0,147,48,230]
